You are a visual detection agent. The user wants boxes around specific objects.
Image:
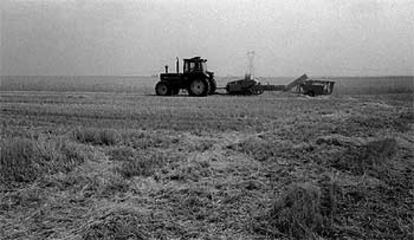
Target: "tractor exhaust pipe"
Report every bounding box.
[165,65,168,73]
[176,57,179,73]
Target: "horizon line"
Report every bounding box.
[2,74,413,78]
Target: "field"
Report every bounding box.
[1,76,413,240]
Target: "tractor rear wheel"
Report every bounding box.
[155,82,170,96]
[188,79,210,96]
[208,78,217,95]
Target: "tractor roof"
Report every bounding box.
[184,56,207,62]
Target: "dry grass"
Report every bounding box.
[107,146,136,162]
[270,183,326,238]
[121,131,178,149]
[82,207,149,240]
[332,138,397,175]
[0,138,37,183]
[0,137,89,185]
[254,181,337,239]
[1,89,413,239]
[114,151,167,178]
[73,127,122,146]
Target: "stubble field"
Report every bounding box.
[1,76,413,239]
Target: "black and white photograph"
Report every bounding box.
[1,0,413,239]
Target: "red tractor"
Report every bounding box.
[155,57,216,96]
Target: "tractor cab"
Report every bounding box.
[183,57,207,73]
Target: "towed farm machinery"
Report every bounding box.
[155,56,335,97]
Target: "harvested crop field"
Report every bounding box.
[1,79,413,239]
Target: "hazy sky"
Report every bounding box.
[1,0,413,76]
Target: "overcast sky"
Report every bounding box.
[1,0,413,76]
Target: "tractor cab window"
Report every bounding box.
[184,62,196,73]
[184,60,206,73]
[193,62,206,72]
[184,62,189,73]
[190,62,196,72]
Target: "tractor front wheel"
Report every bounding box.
[189,79,210,96]
[155,82,170,96]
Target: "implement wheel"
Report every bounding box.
[155,82,170,96]
[306,91,315,97]
[250,85,264,95]
[189,79,210,96]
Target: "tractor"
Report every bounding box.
[155,57,216,96]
